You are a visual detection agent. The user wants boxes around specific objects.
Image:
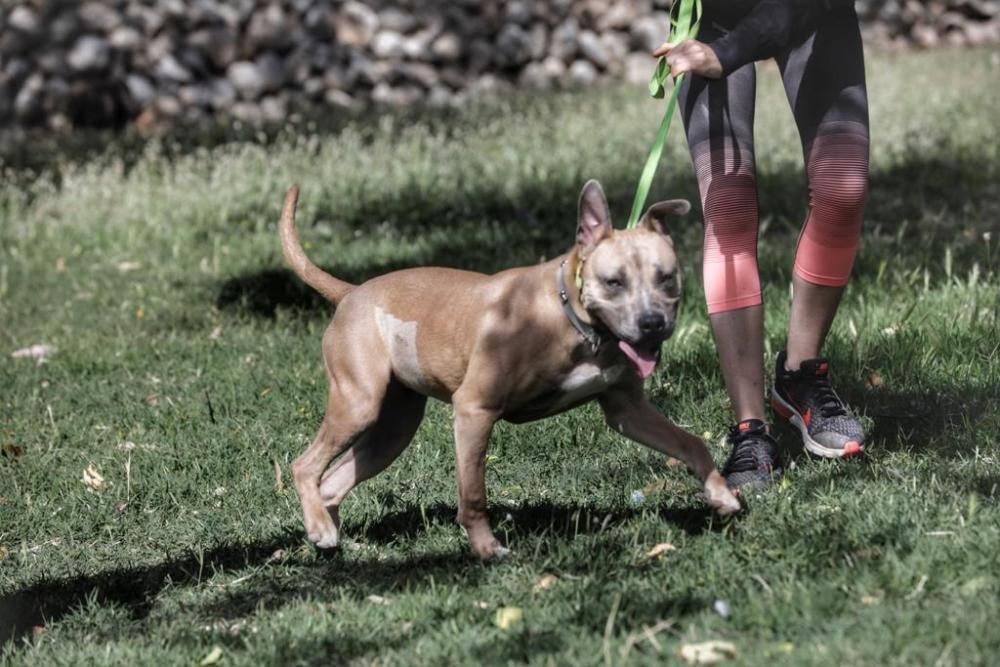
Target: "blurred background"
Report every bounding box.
[1,0,997,135]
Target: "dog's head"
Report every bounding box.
[573,180,689,378]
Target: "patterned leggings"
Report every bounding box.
[679,7,870,314]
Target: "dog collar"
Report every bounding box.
[558,259,604,352]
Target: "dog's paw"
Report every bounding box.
[472,538,510,561]
[704,471,741,516]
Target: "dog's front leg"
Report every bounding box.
[599,386,740,516]
[452,402,508,560]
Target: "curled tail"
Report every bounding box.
[279,185,355,305]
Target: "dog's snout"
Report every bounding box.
[638,311,666,335]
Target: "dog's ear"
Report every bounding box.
[576,180,612,254]
[639,199,690,236]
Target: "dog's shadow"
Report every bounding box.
[0,500,718,651]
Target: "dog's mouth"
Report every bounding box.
[617,339,661,379]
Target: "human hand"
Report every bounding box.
[651,40,723,79]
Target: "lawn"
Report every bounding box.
[1,47,998,666]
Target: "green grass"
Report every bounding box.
[1,47,998,666]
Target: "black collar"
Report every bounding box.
[557,259,604,352]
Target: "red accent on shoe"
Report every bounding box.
[772,397,794,419]
[803,408,812,426]
[818,363,828,374]
[739,421,751,431]
[842,441,862,457]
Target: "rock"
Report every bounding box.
[550,18,579,62]
[79,2,121,32]
[372,30,406,59]
[379,8,418,33]
[399,62,439,88]
[631,15,670,52]
[207,77,237,109]
[228,61,265,99]
[577,30,609,68]
[495,24,533,67]
[260,95,287,122]
[179,84,211,107]
[467,39,493,73]
[255,52,286,93]
[372,82,423,107]
[303,5,334,38]
[345,53,378,87]
[67,36,111,72]
[109,26,143,51]
[598,0,640,30]
[427,85,454,107]
[624,52,654,84]
[338,2,380,48]
[155,95,182,117]
[231,101,263,124]
[542,55,568,83]
[14,73,45,121]
[599,31,629,70]
[325,88,359,110]
[528,24,548,60]
[911,23,940,47]
[49,11,81,45]
[246,3,289,51]
[125,74,156,106]
[9,6,41,35]
[569,59,598,86]
[519,61,555,90]
[155,54,193,83]
[430,32,463,62]
[505,1,534,26]
[189,28,238,70]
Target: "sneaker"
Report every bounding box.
[771,351,865,459]
[721,419,781,492]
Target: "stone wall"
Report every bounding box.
[1,1,997,131]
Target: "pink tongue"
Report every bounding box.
[618,340,658,379]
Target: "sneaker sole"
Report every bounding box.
[770,390,864,459]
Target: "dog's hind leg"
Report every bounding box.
[318,381,427,528]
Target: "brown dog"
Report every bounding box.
[280,180,740,559]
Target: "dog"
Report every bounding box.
[280,180,740,560]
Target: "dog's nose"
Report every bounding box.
[638,311,666,335]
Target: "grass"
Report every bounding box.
[1,46,999,665]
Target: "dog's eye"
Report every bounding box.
[603,277,624,290]
[657,270,676,286]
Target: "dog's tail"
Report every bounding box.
[280,185,355,305]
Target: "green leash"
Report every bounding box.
[625,0,703,229]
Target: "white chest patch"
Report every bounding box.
[374,307,424,386]
[554,363,625,408]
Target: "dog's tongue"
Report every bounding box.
[618,340,658,378]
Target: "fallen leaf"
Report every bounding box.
[136,307,145,320]
[55,257,66,272]
[114,502,129,514]
[200,646,223,666]
[274,460,284,494]
[266,549,286,564]
[642,479,670,495]
[11,344,56,361]
[367,594,390,605]
[31,626,46,637]
[679,640,737,664]
[117,441,136,451]
[82,464,105,492]
[209,325,223,340]
[0,546,8,561]
[644,542,677,560]
[2,444,25,460]
[533,573,558,593]
[865,370,884,389]
[494,606,523,630]
[214,486,226,497]
[117,261,142,272]
[144,394,160,406]
[860,593,882,606]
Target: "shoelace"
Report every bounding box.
[725,425,774,473]
[801,372,847,418]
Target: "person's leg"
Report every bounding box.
[680,30,779,489]
[777,8,870,370]
[772,9,870,457]
[680,35,765,422]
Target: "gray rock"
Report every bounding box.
[14,73,45,120]
[208,77,237,109]
[228,61,265,99]
[337,2,380,48]
[495,23,533,67]
[427,85,454,107]
[372,30,406,59]
[599,31,629,70]
[79,2,121,32]
[109,26,143,51]
[528,24,548,60]
[255,52,286,93]
[325,88,359,111]
[598,0,640,31]
[155,54,193,83]
[125,74,157,106]
[67,36,111,72]
[155,95,182,118]
[246,3,289,51]
[519,61,555,90]
[624,52,654,84]
[542,55,568,84]
[631,15,671,52]
[550,18,579,62]
[578,30,609,68]
[9,6,41,35]
[372,82,423,107]
[231,101,263,124]
[345,53,378,87]
[260,95,287,122]
[379,8,418,33]
[399,62,438,88]
[50,11,82,44]
[430,32,463,62]
[505,1,533,26]
[467,39,494,73]
[179,84,211,107]
[189,28,239,70]
[569,59,598,86]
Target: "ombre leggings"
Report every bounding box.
[679,8,869,314]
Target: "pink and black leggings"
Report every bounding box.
[679,7,870,314]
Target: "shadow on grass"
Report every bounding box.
[0,499,719,652]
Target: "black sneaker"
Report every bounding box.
[721,419,781,492]
[771,351,865,459]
